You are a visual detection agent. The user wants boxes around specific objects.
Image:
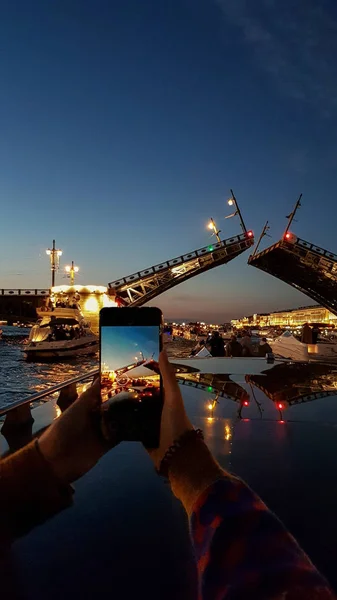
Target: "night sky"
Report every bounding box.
[101,326,159,371]
[1,1,337,321]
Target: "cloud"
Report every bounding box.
[215,0,337,115]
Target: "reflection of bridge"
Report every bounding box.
[177,373,249,403]
[249,232,337,316]
[109,232,254,306]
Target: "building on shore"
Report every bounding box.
[231,305,337,329]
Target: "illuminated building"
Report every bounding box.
[231,305,337,329]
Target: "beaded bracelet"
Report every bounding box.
[157,428,204,478]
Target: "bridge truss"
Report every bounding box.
[248,233,337,316]
[108,231,254,306]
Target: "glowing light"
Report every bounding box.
[65,265,71,273]
[46,249,51,255]
[243,400,249,406]
[228,198,234,206]
[208,221,214,230]
[207,417,214,423]
[208,403,214,411]
[278,403,284,410]
[207,386,213,392]
[208,246,214,251]
[51,285,107,294]
[84,296,99,313]
[55,404,62,418]
[57,250,62,256]
[247,230,253,237]
[285,233,291,239]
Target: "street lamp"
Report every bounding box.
[226,189,247,233]
[65,261,79,285]
[46,240,62,288]
[207,217,221,243]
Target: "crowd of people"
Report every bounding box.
[48,324,82,342]
[0,351,334,598]
[205,330,273,358]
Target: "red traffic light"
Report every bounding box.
[278,403,284,410]
[247,230,253,238]
[243,400,249,406]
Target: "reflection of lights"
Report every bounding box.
[208,403,213,411]
[224,424,231,441]
[207,417,214,423]
[55,404,62,418]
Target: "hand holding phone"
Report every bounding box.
[99,307,164,448]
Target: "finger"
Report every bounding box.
[77,378,102,409]
[159,351,182,396]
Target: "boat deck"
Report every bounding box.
[2,358,337,597]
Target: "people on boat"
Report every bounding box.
[258,337,273,357]
[0,352,335,599]
[225,335,243,357]
[207,330,225,357]
[301,322,313,344]
[240,331,253,357]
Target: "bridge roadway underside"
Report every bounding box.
[248,239,337,316]
[110,233,254,307]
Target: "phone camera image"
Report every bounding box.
[100,324,163,447]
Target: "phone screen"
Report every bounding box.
[100,322,163,447]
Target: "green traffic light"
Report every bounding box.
[208,386,213,392]
[208,246,214,252]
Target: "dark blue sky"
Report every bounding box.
[101,325,159,371]
[1,0,337,321]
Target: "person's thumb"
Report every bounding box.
[159,350,179,392]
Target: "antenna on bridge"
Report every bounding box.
[226,189,247,233]
[251,221,270,258]
[284,193,302,236]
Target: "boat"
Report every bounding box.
[270,330,337,362]
[24,307,98,360]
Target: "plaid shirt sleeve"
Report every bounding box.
[190,476,335,600]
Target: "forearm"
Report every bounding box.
[168,439,334,598]
[0,440,73,543]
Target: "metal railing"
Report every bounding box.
[0,289,49,296]
[0,369,99,418]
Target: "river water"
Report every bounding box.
[0,327,195,409]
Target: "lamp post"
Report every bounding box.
[46,240,62,288]
[207,218,221,242]
[227,189,247,233]
[65,261,79,285]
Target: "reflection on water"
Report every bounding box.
[0,327,97,408]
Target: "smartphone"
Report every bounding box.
[99,307,163,448]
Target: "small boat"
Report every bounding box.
[24,307,98,361]
[270,331,337,362]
